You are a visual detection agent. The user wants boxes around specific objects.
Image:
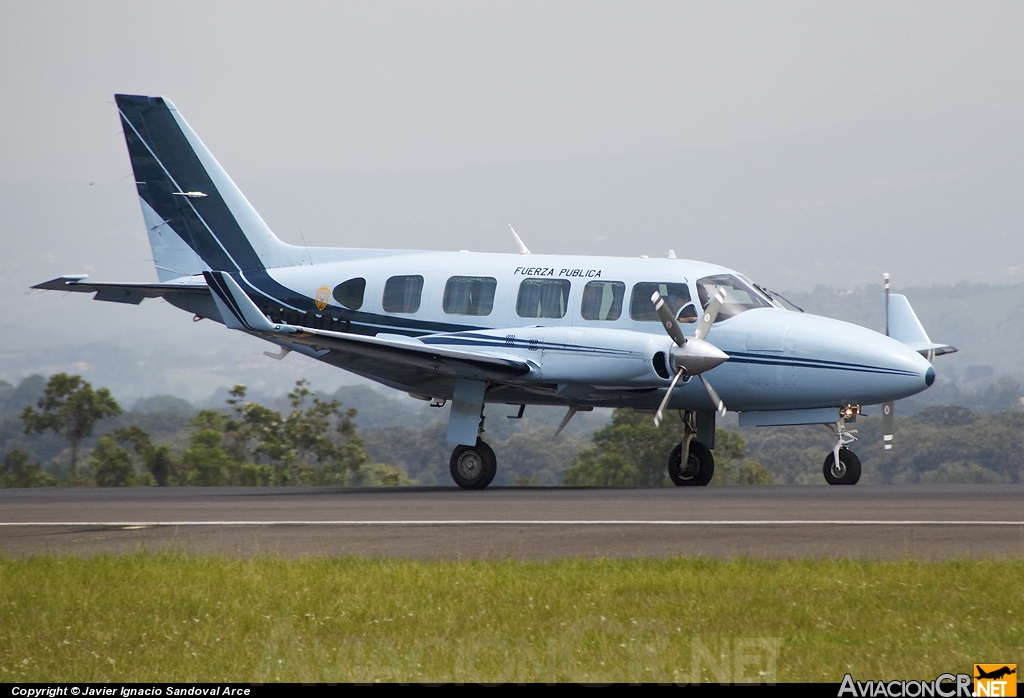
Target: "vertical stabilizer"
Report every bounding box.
[115,94,299,279]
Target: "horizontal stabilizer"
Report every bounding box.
[32,275,210,304]
[888,294,957,357]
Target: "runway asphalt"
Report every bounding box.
[1,485,1022,559]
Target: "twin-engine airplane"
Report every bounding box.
[35,95,955,488]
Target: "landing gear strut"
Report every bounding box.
[823,406,861,485]
[449,405,497,489]
[667,410,715,486]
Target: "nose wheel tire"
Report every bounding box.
[668,440,715,486]
[823,448,861,485]
[450,439,497,490]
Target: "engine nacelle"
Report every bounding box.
[469,326,676,386]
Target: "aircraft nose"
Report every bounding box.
[777,311,941,405]
[894,340,937,397]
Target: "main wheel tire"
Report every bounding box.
[668,440,715,486]
[450,439,497,490]
[823,448,861,485]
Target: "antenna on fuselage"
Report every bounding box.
[508,224,531,255]
[883,272,890,336]
[882,272,894,450]
[298,229,313,265]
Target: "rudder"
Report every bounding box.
[115,94,296,279]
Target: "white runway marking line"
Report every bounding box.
[1,520,1023,527]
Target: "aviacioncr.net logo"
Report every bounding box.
[839,673,973,697]
[974,664,1017,697]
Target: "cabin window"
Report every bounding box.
[629,282,691,321]
[443,276,497,316]
[696,274,771,321]
[332,277,365,310]
[382,275,424,313]
[580,280,625,321]
[516,278,571,319]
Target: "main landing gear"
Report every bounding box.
[450,439,497,489]
[823,405,861,485]
[449,405,497,490]
[667,410,715,486]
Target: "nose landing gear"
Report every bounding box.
[823,448,861,485]
[823,406,861,485]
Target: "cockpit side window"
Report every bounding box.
[696,274,771,321]
[677,303,698,324]
[629,282,691,321]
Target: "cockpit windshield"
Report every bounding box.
[696,274,772,321]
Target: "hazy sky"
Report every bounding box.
[3,1,1022,179]
[1,1,1022,399]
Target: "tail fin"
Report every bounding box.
[887,294,957,358]
[115,94,297,280]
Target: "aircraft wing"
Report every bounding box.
[32,275,210,305]
[204,271,532,383]
[286,327,533,380]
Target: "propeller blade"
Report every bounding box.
[882,401,894,450]
[651,291,687,347]
[695,287,726,340]
[653,369,685,427]
[699,374,727,416]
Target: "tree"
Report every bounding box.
[180,410,236,486]
[706,431,773,486]
[563,408,772,487]
[226,381,369,485]
[1,449,58,488]
[563,409,680,487]
[110,425,174,486]
[90,436,134,487]
[20,373,121,482]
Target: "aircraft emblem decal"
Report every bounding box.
[314,285,330,311]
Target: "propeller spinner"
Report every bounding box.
[651,288,729,426]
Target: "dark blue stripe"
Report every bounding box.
[225,272,915,379]
[117,94,264,273]
[726,350,918,376]
[240,269,481,336]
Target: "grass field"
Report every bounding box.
[1,554,1021,683]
